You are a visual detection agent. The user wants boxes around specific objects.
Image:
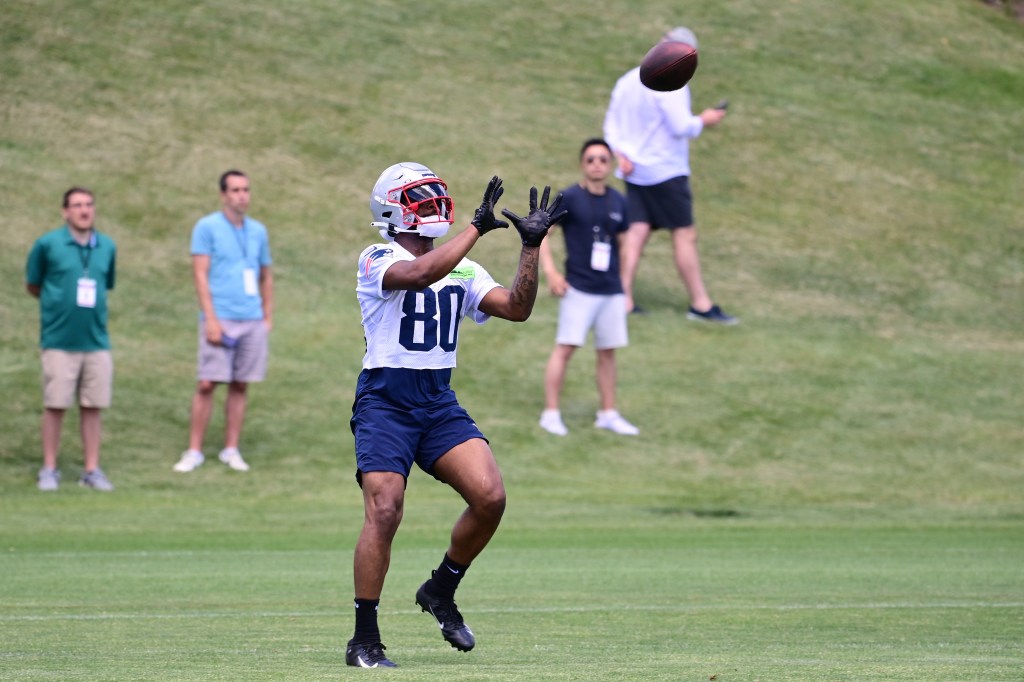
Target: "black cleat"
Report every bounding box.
[686,304,739,325]
[415,581,476,652]
[345,639,397,668]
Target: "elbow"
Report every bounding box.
[508,304,534,323]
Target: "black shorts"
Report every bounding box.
[625,176,693,229]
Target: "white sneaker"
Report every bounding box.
[539,409,568,436]
[37,467,60,491]
[218,447,250,472]
[173,449,205,472]
[594,410,639,436]
[79,467,114,491]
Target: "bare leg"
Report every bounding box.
[619,222,652,313]
[188,381,217,452]
[41,408,64,470]
[595,349,617,412]
[80,407,102,472]
[431,438,507,566]
[672,226,712,312]
[224,381,248,450]
[543,344,577,411]
[353,471,406,598]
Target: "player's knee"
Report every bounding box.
[368,500,404,533]
[476,485,506,522]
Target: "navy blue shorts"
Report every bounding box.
[350,368,487,482]
[625,176,694,229]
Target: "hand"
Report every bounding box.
[471,176,509,235]
[699,108,727,128]
[615,153,633,177]
[501,186,567,247]
[204,317,223,345]
[548,272,568,297]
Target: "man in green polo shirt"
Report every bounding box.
[25,187,117,492]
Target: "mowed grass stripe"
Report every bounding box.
[4,601,1024,623]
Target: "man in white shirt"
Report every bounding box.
[604,26,737,324]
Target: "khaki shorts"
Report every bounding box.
[41,349,114,409]
[197,319,269,383]
[556,286,629,350]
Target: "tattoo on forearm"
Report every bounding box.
[510,248,540,313]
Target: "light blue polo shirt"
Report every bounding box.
[190,211,272,321]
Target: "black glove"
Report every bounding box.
[501,185,567,247]
[471,176,509,236]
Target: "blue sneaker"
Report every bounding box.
[686,304,738,325]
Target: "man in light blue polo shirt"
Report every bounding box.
[174,170,273,474]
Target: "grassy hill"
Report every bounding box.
[1,1,1022,679]
[2,0,1020,512]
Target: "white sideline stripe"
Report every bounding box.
[3,602,1022,623]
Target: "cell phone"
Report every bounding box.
[220,334,238,349]
[714,99,729,110]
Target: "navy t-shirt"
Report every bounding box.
[554,184,629,295]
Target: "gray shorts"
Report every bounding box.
[555,286,629,350]
[41,349,113,409]
[197,319,269,383]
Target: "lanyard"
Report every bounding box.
[587,192,610,243]
[77,230,97,276]
[232,218,248,260]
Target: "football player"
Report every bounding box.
[345,162,564,668]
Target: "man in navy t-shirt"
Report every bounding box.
[538,138,640,437]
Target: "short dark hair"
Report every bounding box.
[219,169,247,192]
[62,187,94,208]
[579,137,611,160]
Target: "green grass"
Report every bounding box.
[2,0,1023,679]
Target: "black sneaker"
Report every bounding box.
[686,304,738,325]
[415,581,475,652]
[345,640,397,668]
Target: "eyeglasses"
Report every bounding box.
[584,156,610,164]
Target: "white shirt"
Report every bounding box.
[603,67,705,186]
[356,241,500,370]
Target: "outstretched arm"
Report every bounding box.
[479,246,542,322]
[383,226,483,291]
[383,176,507,291]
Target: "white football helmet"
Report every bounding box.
[370,162,455,241]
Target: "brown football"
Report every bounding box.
[639,41,699,92]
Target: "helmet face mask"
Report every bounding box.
[371,162,455,241]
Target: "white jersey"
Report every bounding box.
[357,242,501,370]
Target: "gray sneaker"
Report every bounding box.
[38,467,60,491]
[79,468,114,491]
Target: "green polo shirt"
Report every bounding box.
[25,226,117,351]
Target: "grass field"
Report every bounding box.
[2,1,1023,679]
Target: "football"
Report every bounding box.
[639,41,699,92]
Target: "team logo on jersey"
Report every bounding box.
[449,265,476,280]
[364,247,393,276]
